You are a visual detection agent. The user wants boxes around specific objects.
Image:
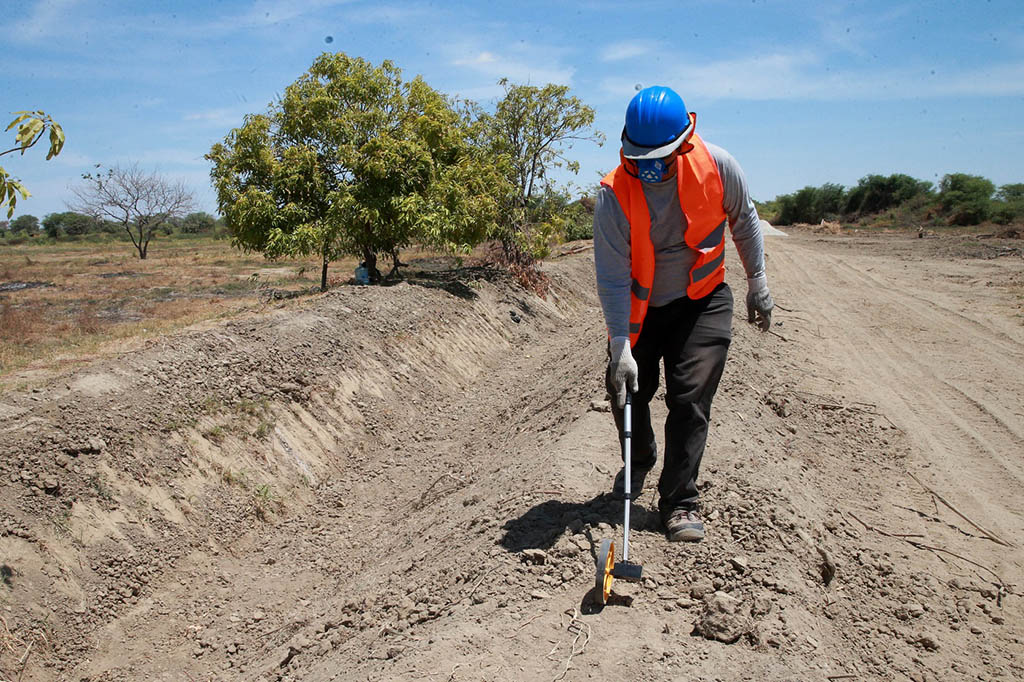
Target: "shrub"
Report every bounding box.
[991,200,1024,225]
[776,184,843,225]
[9,214,39,234]
[562,201,593,241]
[844,174,933,217]
[938,173,995,225]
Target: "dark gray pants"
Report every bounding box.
[605,283,733,522]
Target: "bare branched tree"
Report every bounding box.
[70,163,194,259]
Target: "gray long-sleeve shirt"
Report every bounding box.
[593,142,766,339]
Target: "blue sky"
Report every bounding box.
[3,0,1023,221]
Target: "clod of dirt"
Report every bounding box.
[896,603,925,621]
[689,578,715,600]
[588,399,611,413]
[913,632,941,651]
[63,437,106,455]
[692,591,751,644]
[521,549,547,565]
[764,392,790,417]
[817,546,837,586]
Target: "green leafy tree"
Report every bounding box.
[995,183,1024,203]
[939,173,995,225]
[844,173,933,216]
[817,182,846,219]
[1,111,65,218]
[482,80,604,261]
[70,163,195,258]
[42,212,63,238]
[208,52,506,289]
[552,190,595,242]
[992,183,1024,225]
[753,197,780,224]
[777,185,836,225]
[41,211,95,238]
[9,214,38,234]
[62,211,95,236]
[180,211,217,234]
[774,174,937,225]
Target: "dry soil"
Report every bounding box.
[1,230,1022,681]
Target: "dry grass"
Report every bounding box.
[0,237,359,388]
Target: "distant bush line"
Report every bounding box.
[5,171,1018,249]
[757,173,1023,228]
[0,211,227,245]
[1,200,597,250]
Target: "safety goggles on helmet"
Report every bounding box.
[624,112,697,182]
[621,111,696,161]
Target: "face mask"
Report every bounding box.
[636,158,666,183]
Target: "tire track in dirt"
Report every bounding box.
[769,237,1024,546]
[832,257,1024,357]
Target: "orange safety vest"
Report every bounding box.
[600,133,728,347]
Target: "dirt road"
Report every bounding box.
[775,235,1024,527]
[1,231,1021,681]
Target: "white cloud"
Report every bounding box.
[52,150,93,167]
[457,52,499,66]
[934,61,1024,97]
[813,3,915,57]
[343,3,433,24]
[190,0,428,39]
[600,53,1024,101]
[450,83,508,103]
[450,47,574,88]
[7,0,82,42]
[133,148,211,168]
[227,0,361,30]
[600,41,654,63]
[183,106,253,129]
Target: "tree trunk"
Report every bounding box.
[501,233,530,266]
[387,248,406,279]
[321,247,329,291]
[125,223,144,259]
[139,221,152,260]
[362,249,381,284]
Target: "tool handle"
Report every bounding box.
[623,390,632,562]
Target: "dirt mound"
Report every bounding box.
[1,240,1021,681]
[783,220,842,234]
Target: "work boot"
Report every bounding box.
[611,466,650,500]
[665,508,704,542]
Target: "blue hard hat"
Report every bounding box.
[622,86,693,160]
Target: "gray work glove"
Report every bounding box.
[746,274,774,332]
[608,336,639,408]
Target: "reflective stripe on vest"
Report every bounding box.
[600,133,727,347]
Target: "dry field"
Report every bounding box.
[0,238,358,387]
